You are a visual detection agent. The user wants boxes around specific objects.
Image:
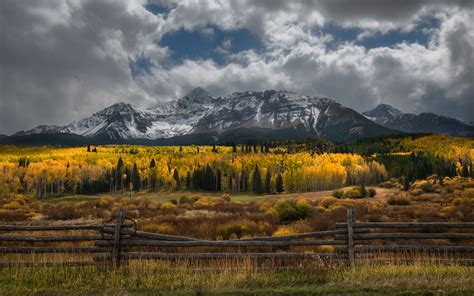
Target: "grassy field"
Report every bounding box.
[40,191,268,205]
[0,260,472,295]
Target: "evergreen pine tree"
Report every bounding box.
[148,158,157,191]
[173,169,180,189]
[275,173,284,193]
[216,168,222,191]
[87,145,91,152]
[252,165,262,194]
[264,170,271,193]
[462,162,469,178]
[131,163,140,192]
[115,157,124,191]
[185,171,191,190]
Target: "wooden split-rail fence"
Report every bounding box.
[0,208,473,268]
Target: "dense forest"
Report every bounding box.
[0,135,472,199]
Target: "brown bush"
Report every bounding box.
[387,196,411,206]
[0,209,31,222]
[42,203,83,220]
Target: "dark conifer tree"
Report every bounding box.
[173,169,180,189]
[124,166,131,189]
[185,171,191,190]
[215,168,222,191]
[131,163,140,192]
[252,165,262,194]
[275,173,284,193]
[462,162,469,178]
[264,170,271,193]
[115,157,124,191]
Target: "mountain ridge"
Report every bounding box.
[363,104,474,137]
[13,88,399,143]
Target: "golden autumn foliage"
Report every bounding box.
[0,145,387,197]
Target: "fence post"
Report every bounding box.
[347,208,355,267]
[112,209,124,268]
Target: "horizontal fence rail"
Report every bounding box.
[1,209,473,268]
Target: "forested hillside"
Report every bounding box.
[0,135,472,199]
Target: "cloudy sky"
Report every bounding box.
[1,0,473,135]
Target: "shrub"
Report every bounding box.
[97,196,113,208]
[387,197,410,206]
[379,180,399,188]
[273,199,312,223]
[0,210,30,222]
[3,201,21,210]
[160,202,178,214]
[221,194,231,202]
[179,196,191,204]
[344,187,361,198]
[43,203,82,220]
[332,190,344,199]
[141,222,176,234]
[465,188,474,198]
[420,182,436,193]
[368,188,377,197]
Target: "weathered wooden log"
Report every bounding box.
[0,225,102,231]
[235,229,348,241]
[132,231,198,241]
[101,227,133,235]
[0,224,132,231]
[112,209,124,268]
[336,222,474,229]
[335,233,474,240]
[353,258,474,265]
[0,261,96,268]
[96,239,346,248]
[127,229,356,242]
[351,245,474,253]
[0,234,103,242]
[95,252,341,261]
[346,208,355,267]
[102,227,198,241]
[0,247,108,253]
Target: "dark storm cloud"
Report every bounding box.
[0,0,164,135]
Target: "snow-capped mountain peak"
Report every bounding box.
[362,104,403,122]
[14,89,398,141]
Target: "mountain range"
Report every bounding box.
[2,88,473,145]
[362,104,474,137]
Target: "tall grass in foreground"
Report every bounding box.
[0,258,473,295]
